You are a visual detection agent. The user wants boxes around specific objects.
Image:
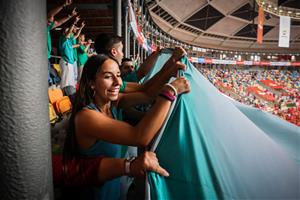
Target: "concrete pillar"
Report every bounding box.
[0,0,53,199]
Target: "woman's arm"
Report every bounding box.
[66,16,80,39]
[54,152,168,187]
[98,151,168,183]
[76,77,190,147]
[121,47,186,97]
[47,0,71,22]
[136,49,160,81]
[74,21,85,39]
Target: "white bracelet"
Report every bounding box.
[165,83,178,96]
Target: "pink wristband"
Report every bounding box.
[159,91,176,102]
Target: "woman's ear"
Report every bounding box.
[90,81,95,90]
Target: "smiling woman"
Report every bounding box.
[62,54,191,200]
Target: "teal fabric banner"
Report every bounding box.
[145,50,300,199]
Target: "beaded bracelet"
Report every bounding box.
[165,83,178,96]
[159,91,176,102]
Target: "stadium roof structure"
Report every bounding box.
[147,0,300,53]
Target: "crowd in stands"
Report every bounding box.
[198,66,300,126]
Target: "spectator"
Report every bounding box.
[47,0,75,85]
[63,54,191,199]
[58,16,80,96]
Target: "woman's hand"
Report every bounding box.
[64,0,72,7]
[170,61,186,77]
[71,8,78,17]
[130,151,169,177]
[168,77,191,95]
[75,15,80,23]
[171,46,187,62]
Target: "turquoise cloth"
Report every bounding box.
[47,22,55,59]
[71,36,78,61]
[122,71,139,82]
[79,103,124,200]
[59,35,75,64]
[146,50,300,199]
[77,45,88,66]
[120,81,127,93]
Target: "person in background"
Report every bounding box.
[120,47,161,83]
[77,33,94,82]
[95,34,160,83]
[120,57,135,81]
[58,16,80,96]
[71,21,85,82]
[47,0,76,85]
[94,33,187,96]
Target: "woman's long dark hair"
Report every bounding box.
[63,54,111,161]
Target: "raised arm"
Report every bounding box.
[66,16,80,39]
[54,8,77,28]
[75,77,190,147]
[74,21,85,39]
[136,48,160,81]
[121,47,186,95]
[48,0,72,22]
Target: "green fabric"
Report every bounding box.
[77,45,88,66]
[122,71,139,82]
[71,35,78,61]
[120,81,127,93]
[145,50,299,199]
[47,22,55,59]
[59,35,75,64]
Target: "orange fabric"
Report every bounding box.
[48,88,64,104]
[261,79,283,90]
[55,96,72,115]
[247,86,275,102]
[257,6,264,44]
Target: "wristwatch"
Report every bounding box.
[125,156,136,176]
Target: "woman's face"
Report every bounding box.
[93,59,122,102]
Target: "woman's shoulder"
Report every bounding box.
[75,106,101,123]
